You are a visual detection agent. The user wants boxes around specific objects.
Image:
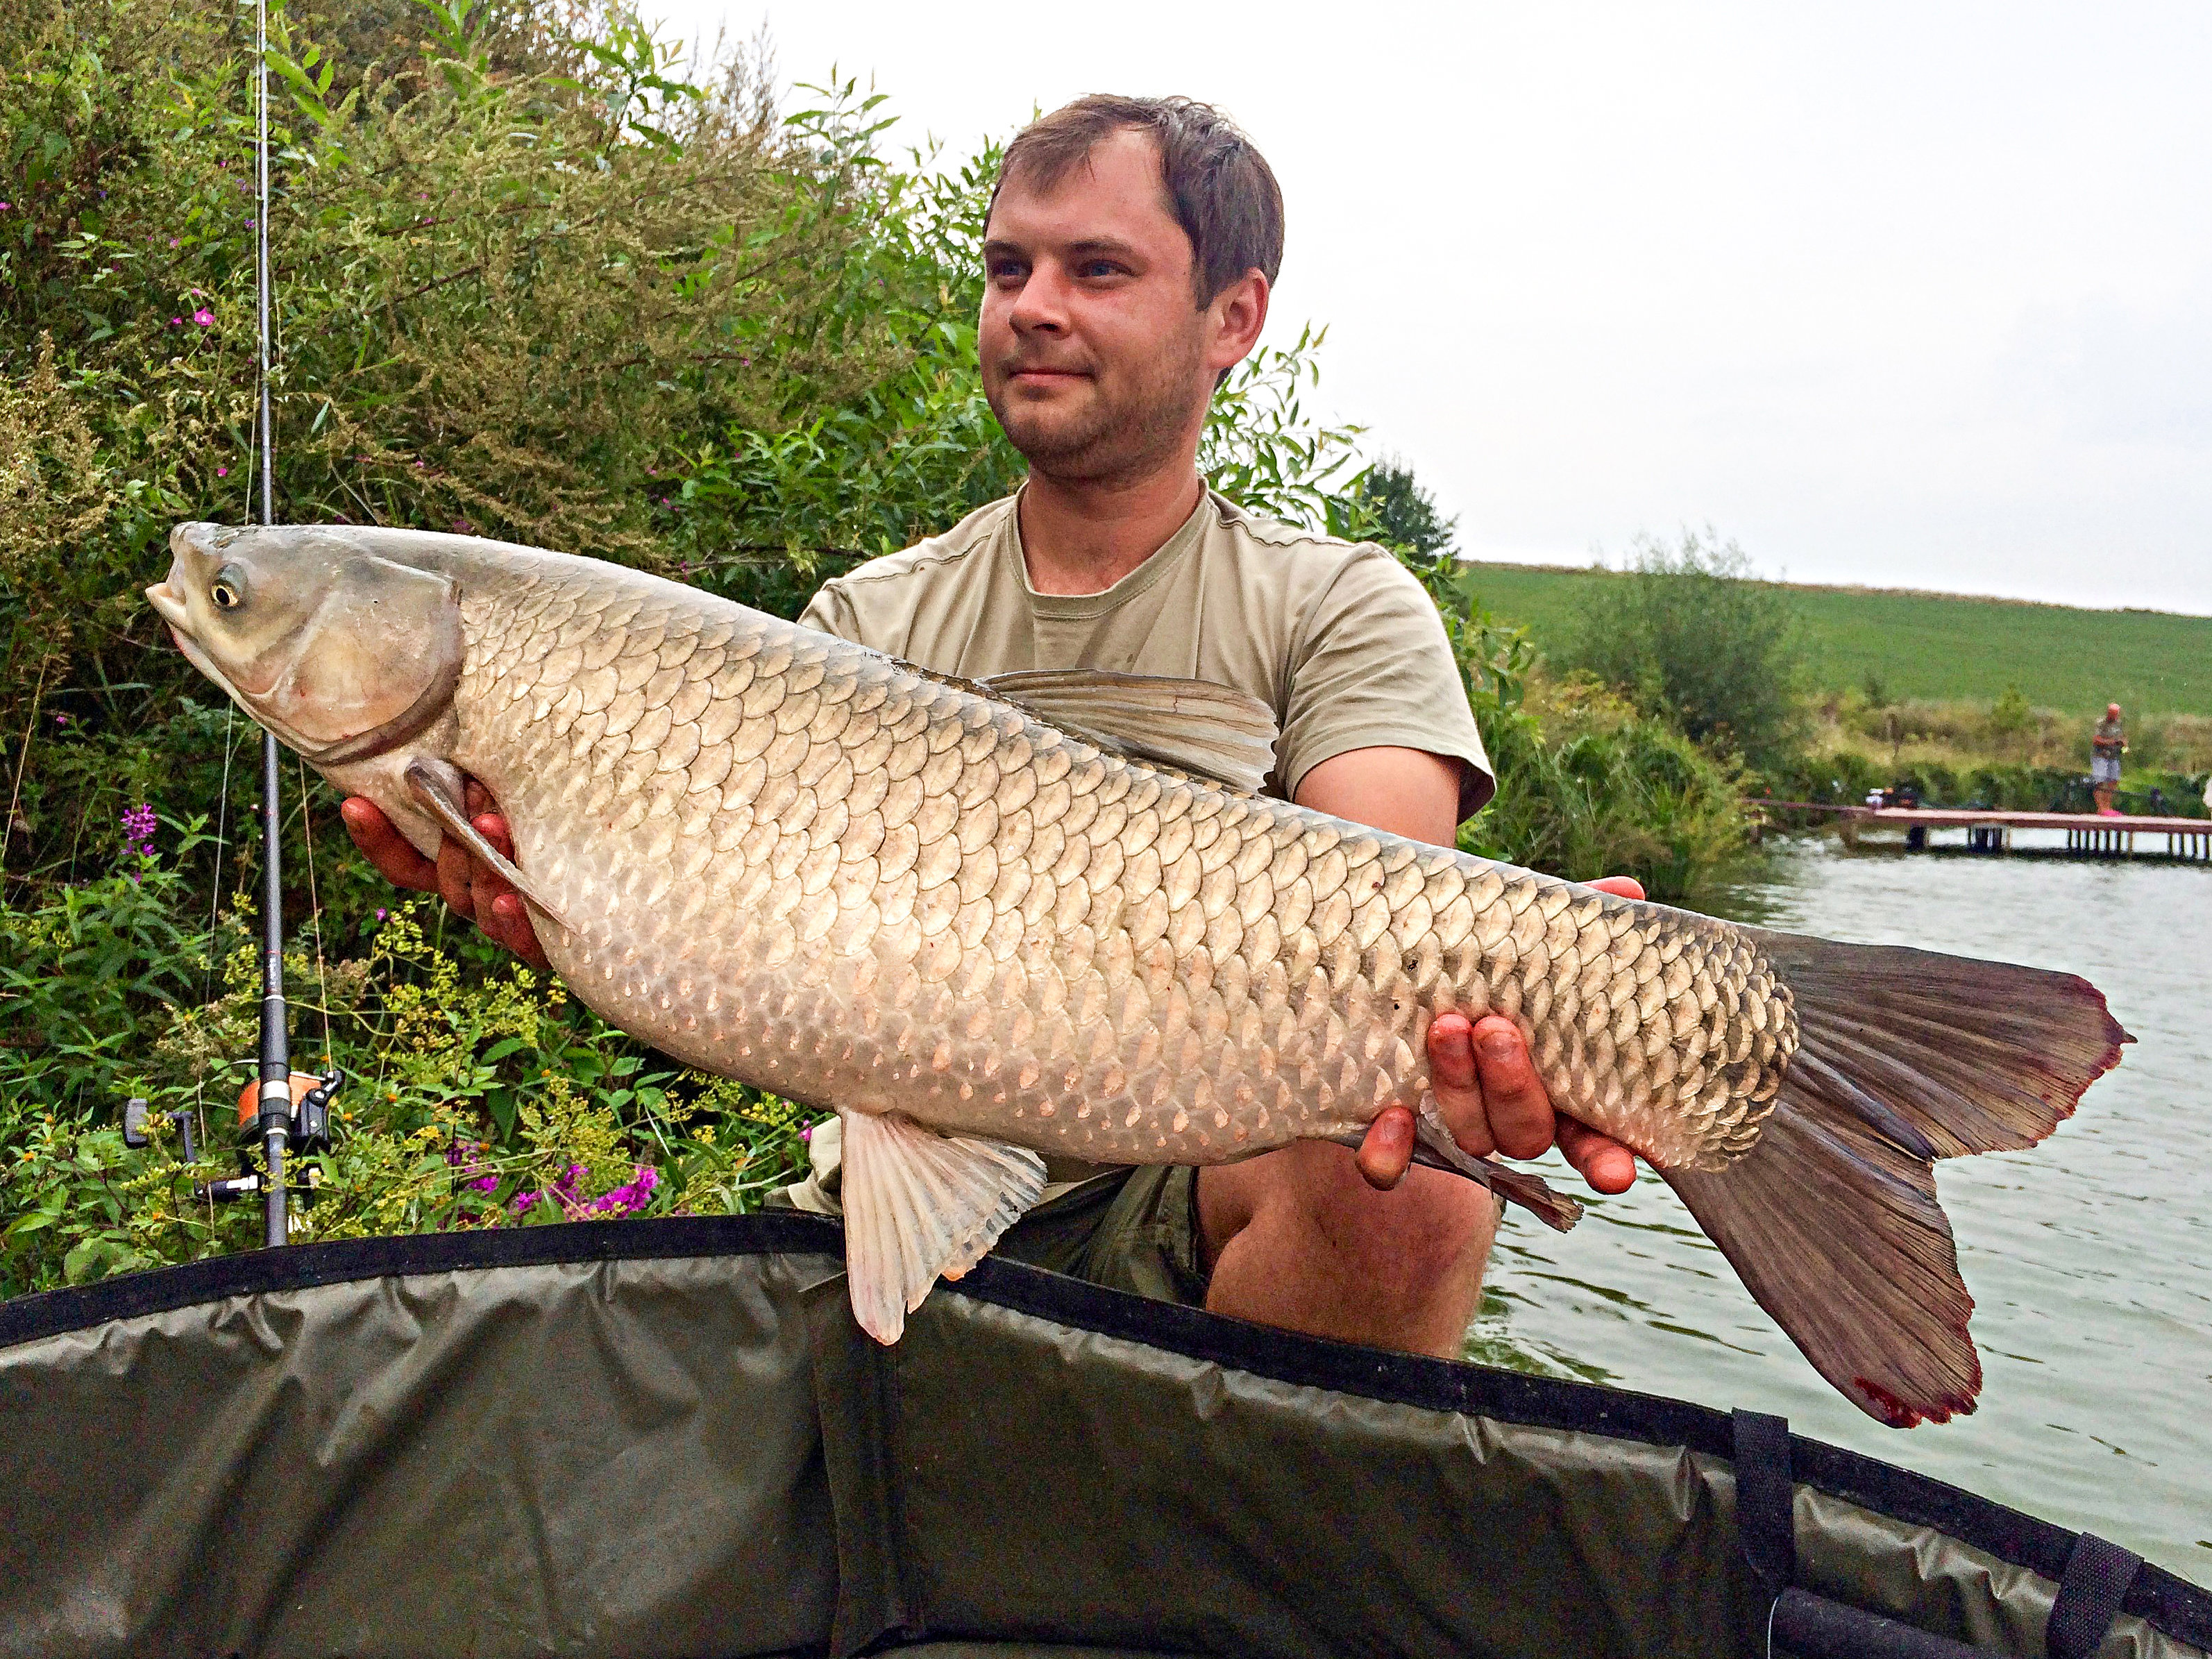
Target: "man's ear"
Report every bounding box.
[1207,268,1272,381]
[262,556,464,754]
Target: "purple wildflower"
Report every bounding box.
[192,308,215,327]
[583,1166,659,1216]
[512,1163,589,1217]
[375,907,387,921]
[53,711,68,727]
[447,1140,504,1197]
[217,466,228,477]
[121,803,158,859]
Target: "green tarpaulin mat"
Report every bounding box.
[1,1214,2204,1658]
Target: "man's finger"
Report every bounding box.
[1467,1014,1555,1161]
[339,797,439,893]
[486,893,553,970]
[1356,1104,1415,1190]
[469,813,519,904]
[1426,1012,1494,1159]
[1557,1119,1639,1195]
[434,834,479,921]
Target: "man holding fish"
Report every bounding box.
[340,94,1648,1359]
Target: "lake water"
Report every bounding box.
[1469,833,2211,1578]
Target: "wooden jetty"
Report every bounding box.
[1753,802,2212,862]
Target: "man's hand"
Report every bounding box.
[339,787,549,969]
[1351,874,1647,1198]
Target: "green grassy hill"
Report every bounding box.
[1460,563,2212,716]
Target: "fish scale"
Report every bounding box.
[155,522,2128,1420]
[448,564,1788,1175]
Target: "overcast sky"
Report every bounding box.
[651,1,2211,614]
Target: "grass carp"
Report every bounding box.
[149,521,2129,1426]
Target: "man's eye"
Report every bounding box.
[988,259,1027,283]
[1079,260,1126,279]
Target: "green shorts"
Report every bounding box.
[768,1115,1211,1311]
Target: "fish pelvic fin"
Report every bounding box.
[837,1109,1047,1345]
[1668,932,2128,1427]
[403,757,571,933]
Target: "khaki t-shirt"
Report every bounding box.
[797,487,1494,818]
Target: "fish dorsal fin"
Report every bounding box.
[403,757,571,933]
[836,1109,1047,1344]
[983,668,1278,794]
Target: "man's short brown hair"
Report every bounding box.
[995,94,1285,308]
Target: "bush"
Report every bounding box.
[1555,528,1809,766]
[1,837,816,1297]
[1414,559,1749,900]
[1353,457,1457,557]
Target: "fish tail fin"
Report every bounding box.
[1666,931,2127,1428]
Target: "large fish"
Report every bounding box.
[149,522,2127,1424]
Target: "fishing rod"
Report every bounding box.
[128,0,337,1233]
[248,0,292,1249]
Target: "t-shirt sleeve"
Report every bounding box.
[796,580,863,644]
[1277,546,1495,822]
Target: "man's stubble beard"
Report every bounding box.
[988,326,1209,489]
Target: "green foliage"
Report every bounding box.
[1412,559,1748,900]
[1554,528,1808,766]
[1,849,816,1297]
[1353,457,1458,557]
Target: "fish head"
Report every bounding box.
[149,521,464,766]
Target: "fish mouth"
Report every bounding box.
[144,577,251,712]
[144,579,190,633]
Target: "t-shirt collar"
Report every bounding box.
[1006,482,1216,621]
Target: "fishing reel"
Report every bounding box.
[122,1069,341,1206]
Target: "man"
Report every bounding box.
[343,95,1641,1359]
[2091,703,2125,816]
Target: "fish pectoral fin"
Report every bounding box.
[837,1109,1047,1345]
[981,668,1278,795]
[403,757,570,933]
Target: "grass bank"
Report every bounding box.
[1461,562,2212,718]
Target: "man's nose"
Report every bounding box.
[1008,263,1071,335]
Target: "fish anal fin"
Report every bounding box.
[403,757,570,932]
[1404,1108,1584,1231]
[837,1109,1047,1344]
[981,668,1278,795]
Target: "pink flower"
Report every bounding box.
[0,202,10,211]
[169,317,183,326]
[216,466,228,477]
[192,308,215,326]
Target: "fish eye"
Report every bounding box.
[210,566,246,612]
